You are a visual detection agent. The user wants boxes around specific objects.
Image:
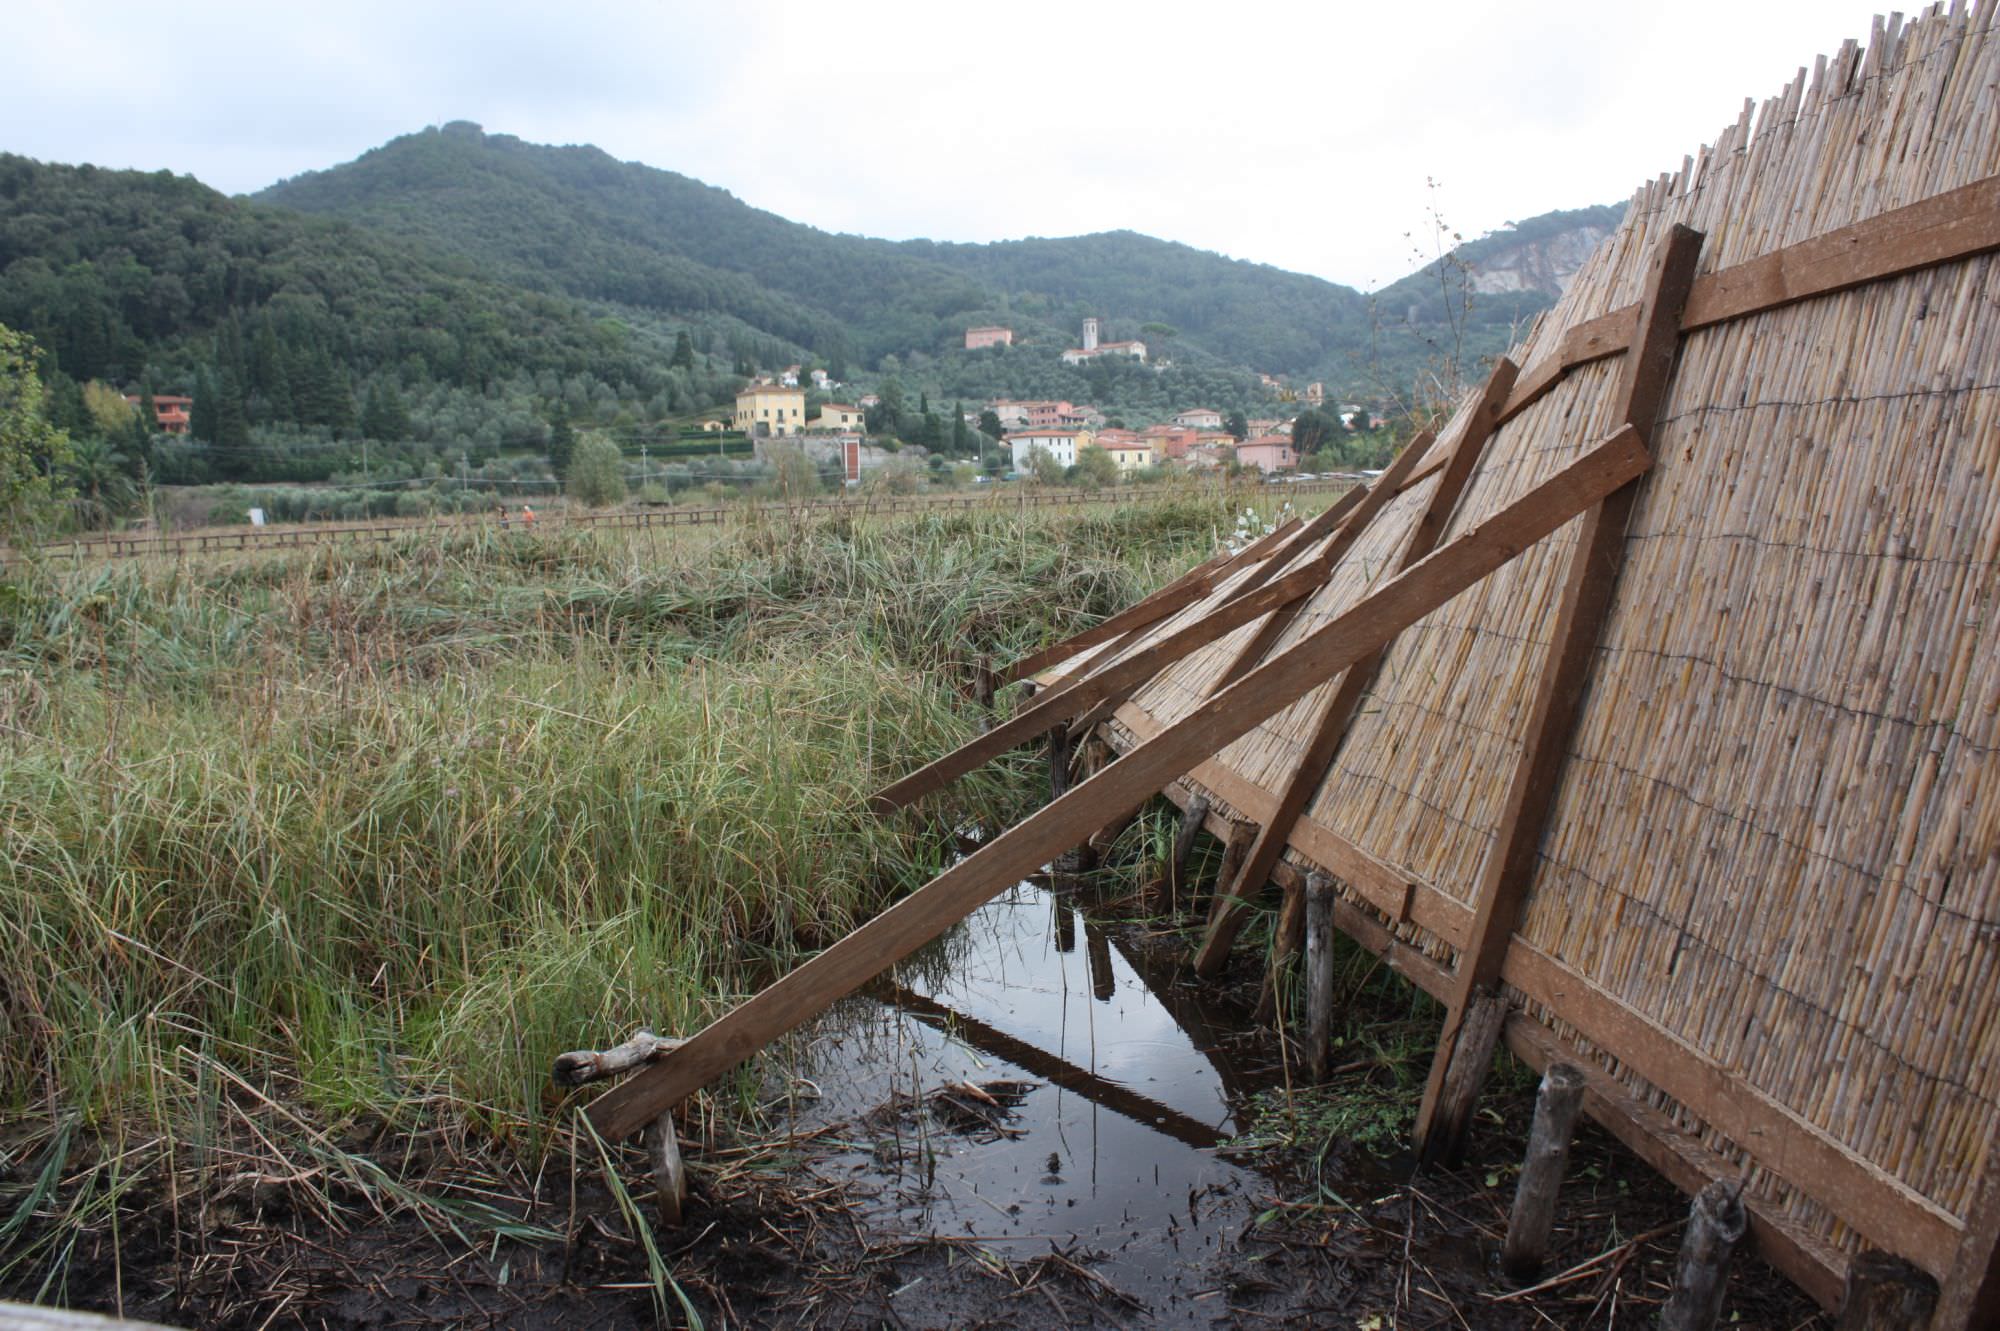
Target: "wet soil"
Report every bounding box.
[4,877,1835,1329]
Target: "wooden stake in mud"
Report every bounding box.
[1659,1180,1748,1331]
[1502,1063,1588,1279]
[554,1030,691,1227]
[1158,794,1211,913]
[585,428,1651,1142]
[1195,821,1258,922]
[1834,1252,1939,1330]
[1303,874,1337,1081]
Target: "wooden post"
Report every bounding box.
[1047,723,1073,800]
[1254,878,1309,1023]
[1413,224,1705,1164]
[1834,1251,1938,1330]
[584,429,1651,1141]
[1159,795,1211,913]
[1303,874,1336,1080]
[1502,1062,1588,1279]
[1422,988,1506,1162]
[1936,1147,2000,1331]
[647,1113,687,1227]
[973,653,995,712]
[1195,821,1258,922]
[1659,1180,1748,1331]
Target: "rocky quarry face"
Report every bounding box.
[1466,222,1615,295]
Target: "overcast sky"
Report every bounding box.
[12,1,1881,291]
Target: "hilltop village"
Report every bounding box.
[731,316,1389,487]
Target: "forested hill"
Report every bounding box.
[0,152,743,482]
[258,123,1374,378]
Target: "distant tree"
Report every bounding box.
[1291,408,1333,456]
[81,380,134,440]
[671,330,696,371]
[565,432,626,506]
[1072,444,1118,490]
[546,404,577,477]
[951,401,969,455]
[1225,410,1249,441]
[977,409,1005,441]
[64,436,136,526]
[0,323,73,538]
[1026,445,1064,486]
[189,367,218,443]
[1347,407,1372,433]
[361,381,412,441]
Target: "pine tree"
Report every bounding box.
[190,367,218,442]
[546,404,576,477]
[671,330,695,371]
[951,401,969,456]
[359,380,410,441]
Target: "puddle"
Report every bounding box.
[775,881,1298,1320]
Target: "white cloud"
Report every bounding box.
[6,0,1884,288]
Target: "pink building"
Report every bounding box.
[965,326,1014,349]
[1236,436,1298,474]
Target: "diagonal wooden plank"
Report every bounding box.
[1066,435,1433,743]
[587,425,1651,1140]
[1006,512,1309,692]
[870,561,1335,814]
[1195,362,1517,977]
[1413,223,1705,1164]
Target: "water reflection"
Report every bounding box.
[783,882,1284,1314]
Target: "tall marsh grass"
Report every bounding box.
[0,497,1233,1290]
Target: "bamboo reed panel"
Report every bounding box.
[1092,2,2000,1287]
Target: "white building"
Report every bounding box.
[1006,427,1091,473]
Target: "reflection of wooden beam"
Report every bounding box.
[1415,225,1702,1165]
[875,982,1226,1151]
[586,428,1650,1141]
[1103,929,1263,1107]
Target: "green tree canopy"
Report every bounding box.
[0,323,73,539]
[565,432,626,507]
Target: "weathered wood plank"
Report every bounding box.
[1415,224,1703,1163]
[1936,1153,2000,1330]
[588,427,1650,1139]
[871,561,1335,813]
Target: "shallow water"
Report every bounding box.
[778,881,1295,1320]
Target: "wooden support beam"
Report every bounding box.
[1491,174,2000,433]
[871,559,1335,814]
[1061,490,1376,742]
[1836,1253,1939,1330]
[1195,362,1517,978]
[1415,224,1704,1164]
[1007,516,1301,691]
[1156,794,1210,913]
[1935,1145,2000,1330]
[587,426,1650,1140]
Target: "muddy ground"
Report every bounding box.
[4,888,1833,1330]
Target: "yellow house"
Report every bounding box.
[734,385,808,437]
[812,402,867,433]
[1107,442,1159,474]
